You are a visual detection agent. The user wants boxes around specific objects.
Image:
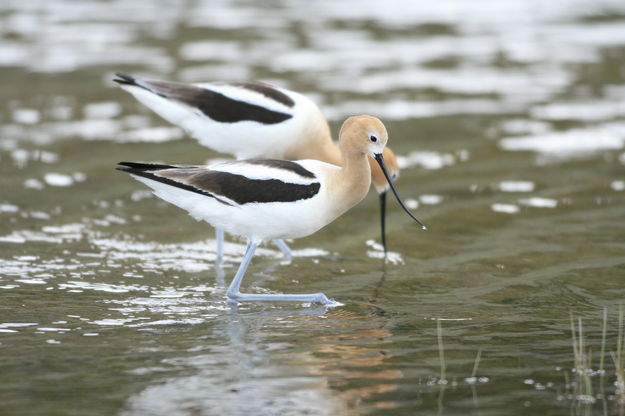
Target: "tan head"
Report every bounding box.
[338,115,427,257]
[338,115,389,158]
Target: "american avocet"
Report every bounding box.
[113,74,402,257]
[117,115,425,305]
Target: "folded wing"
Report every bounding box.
[116,160,321,207]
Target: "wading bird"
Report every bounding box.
[117,115,425,305]
[114,74,401,259]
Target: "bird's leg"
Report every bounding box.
[214,261,225,287]
[272,239,292,260]
[379,191,387,256]
[215,228,225,264]
[226,241,339,306]
[231,292,337,305]
[226,241,258,299]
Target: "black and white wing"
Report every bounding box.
[114,74,329,159]
[116,159,320,207]
[114,74,294,125]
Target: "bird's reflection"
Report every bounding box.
[123,292,403,415]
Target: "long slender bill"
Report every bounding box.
[379,191,387,254]
[374,153,427,231]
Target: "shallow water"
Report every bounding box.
[1,0,625,415]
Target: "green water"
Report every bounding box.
[1,1,625,415]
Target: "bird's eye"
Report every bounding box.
[370,135,378,143]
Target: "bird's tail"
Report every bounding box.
[116,161,178,174]
[113,73,141,87]
[113,73,166,97]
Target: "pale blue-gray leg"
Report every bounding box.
[226,241,258,299]
[272,239,292,259]
[215,228,224,264]
[226,241,337,306]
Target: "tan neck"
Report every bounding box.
[292,129,383,188]
[325,144,372,219]
[305,140,342,166]
[282,114,382,216]
[283,114,341,165]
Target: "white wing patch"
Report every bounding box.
[207,160,317,185]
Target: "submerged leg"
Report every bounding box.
[215,228,225,264]
[272,239,292,259]
[226,241,337,306]
[379,191,387,256]
[214,261,225,287]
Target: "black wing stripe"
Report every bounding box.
[132,78,293,125]
[192,88,292,124]
[186,171,320,205]
[231,82,295,107]
[244,159,317,179]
